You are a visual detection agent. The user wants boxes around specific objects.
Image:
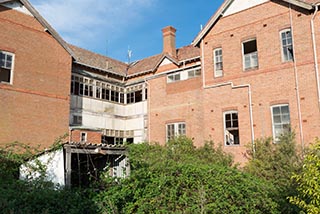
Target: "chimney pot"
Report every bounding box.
[162,26,176,58]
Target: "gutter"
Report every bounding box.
[311,3,320,111]
[289,4,304,149]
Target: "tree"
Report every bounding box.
[94,137,279,213]
[289,139,320,214]
[244,132,302,213]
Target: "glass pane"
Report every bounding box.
[225,114,231,120]
[282,114,290,123]
[273,115,281,123]
[232,113,238,120]
[226,121,232,128]
[273,107,280,115]
[281,105,289,114]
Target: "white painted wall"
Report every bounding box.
[20,149,65,186]
[223,0,269,17]
[71,96,148,142]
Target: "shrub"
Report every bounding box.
[94,137,278,213]
[289,139,320,214]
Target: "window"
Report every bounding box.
[0,51,14,83]
[188,68,201,78]
[271,104,291,142]
[280,29,293,62]
[166,122,186,141]
[72,115,82,125]
[224,111,240,145]
[167,73,181,83]
[243,39,258,70]
[80,132,87,142]
[213,48,223,77]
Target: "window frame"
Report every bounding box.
[280,29,293,62]
[80,132,87,142]
[223,111,240,146]
[166,122,186,141]
[0,51,14,84]
[167,72,181,83]
[213,48,223,77]
[271,104,291,143]
[72,115,82,126]
[242,39,258,71]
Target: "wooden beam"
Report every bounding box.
[65,147,72,187]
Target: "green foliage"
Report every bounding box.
[245,132,302,213]
[0,140,98,214]
[289,139,320,214]
[94,137,278,213]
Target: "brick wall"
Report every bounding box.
[148,1,320,164]
[0,6,72,148]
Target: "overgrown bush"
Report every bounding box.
[245,132,302,213]
[94,137,279,213]
[0,141,98,214]
[289,138,320,214]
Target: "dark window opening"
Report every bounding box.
[224,112,240,145]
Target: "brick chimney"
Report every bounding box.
[162,26,176,58]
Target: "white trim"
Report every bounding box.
[242,38,258,71]
[270,104,290,143]
[0,51,15,85]
[80,132,87,142]
[213,47,223,77]
[279,28,293,62]
[223,111,240,146]
[166,122,186,141]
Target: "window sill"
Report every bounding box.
[243,66,258,72]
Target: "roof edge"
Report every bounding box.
[19,0,77,59]
[192,0,314,47]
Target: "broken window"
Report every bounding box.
[243,39,258,70]
[281,29,293,62]
[80,132,87,142]
[213,48,223,77]
[224,111,240,145]
[0,51,14,84]
[166,122,186,141]
[271,104,291,143]
[135,90,143,102]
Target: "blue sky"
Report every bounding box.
[29,0,224,62]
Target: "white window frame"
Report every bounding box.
[80,132,87,142]
[0,51,14,84]
[242,39,258,71]
[167,72,181,83]
[271,104,291,143]
[187,68,201,79]
[166,122,186,141]
[280,29,293,62]
[223,111,240,146]
[213,48,223,77]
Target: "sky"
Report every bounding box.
[29,0,224,63]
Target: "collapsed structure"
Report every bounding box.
[1,0,320,186]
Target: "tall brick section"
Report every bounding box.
[0,5,72,148]
[194,1,320,164]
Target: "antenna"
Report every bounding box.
[106,39,109,56]
[127,46,132,64]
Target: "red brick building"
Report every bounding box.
[0,0,73,148]
[1,0,320,166]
